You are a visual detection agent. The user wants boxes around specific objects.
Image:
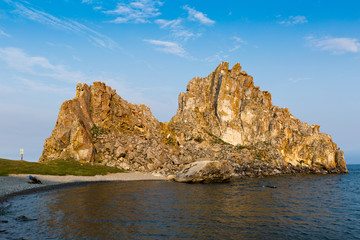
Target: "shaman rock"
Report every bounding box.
[169,62,347,173]
[40,62,347,179]
[39,82,174,173]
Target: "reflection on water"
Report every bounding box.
[1,165,360,239]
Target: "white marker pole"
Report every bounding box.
[20,148,24,160]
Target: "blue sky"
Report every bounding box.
[0,0,359,163]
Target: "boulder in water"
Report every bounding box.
[174,160,234,183]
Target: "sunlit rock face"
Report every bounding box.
[39,82,174,173]
[170,62,347,173]
[40,62,347,180]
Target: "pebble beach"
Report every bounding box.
[0,172,166,202]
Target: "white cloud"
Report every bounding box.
[183,5,215,25]
[144,39,187,57]
[0,47,86,83]
[229,36,247,52]
[306,36,360,54]
[10,2,117,49]
[105,0,163,24]
[154,6,215,41]
[278,15,308,25]
[109,17,129,24]
[0,28,10,38]
[155,19,197,41]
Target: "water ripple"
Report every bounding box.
[1,165,360,239]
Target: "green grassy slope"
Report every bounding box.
[0,158,125,176]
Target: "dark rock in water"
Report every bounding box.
[262,185,277,189]
[15,215,37,222]
[0,220,8,223]
[174,160,234,183]
[39,62,347,181]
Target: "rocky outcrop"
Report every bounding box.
[40,62,347,182]
[169,62,347,174]
[39,82,176,173]
[174,160,233,183]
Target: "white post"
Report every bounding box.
[20,148,24,160]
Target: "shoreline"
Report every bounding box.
[0,172,166,203]
[0,170,350,203]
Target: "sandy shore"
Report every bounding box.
[0,172,166,202]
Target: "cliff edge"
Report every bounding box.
[40,62,347,181]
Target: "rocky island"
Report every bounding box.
[40,62,347,182]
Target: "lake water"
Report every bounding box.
[1,165,360,239]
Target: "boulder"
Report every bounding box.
[174,160,234,183]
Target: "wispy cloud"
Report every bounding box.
[155,19,198,41]
[18,77,74,94]
[306,36,360,54]
[0,28,10,38]
[155,19,181,29]
[68,19,118,49]
[9,1,117,49]
[203,51,229,63]
[229,36,247,52]
[278,15,308,25]
[104,0,163,24]
[144,39,187,57]
[183,5,215,25]
[0,47,86,83]
[153,6,214,42]
[289,77,311,83]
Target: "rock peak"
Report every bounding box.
[40,62,347,180]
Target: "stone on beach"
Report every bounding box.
[0,173,166,200]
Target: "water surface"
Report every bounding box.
[1,165,360,239]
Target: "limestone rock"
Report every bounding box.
[39,62,347,180]
[169,62,347,173]
[39,82,171,174]
[174,160,234,183]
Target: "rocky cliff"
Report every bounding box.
[40,62,347,181]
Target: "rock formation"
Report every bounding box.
[174,160,234,183]
[39,82,175,173]
[40,62,347,182]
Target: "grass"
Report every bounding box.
[90,125,109,143]
[205,130,231,146]
[0,158,126,176]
